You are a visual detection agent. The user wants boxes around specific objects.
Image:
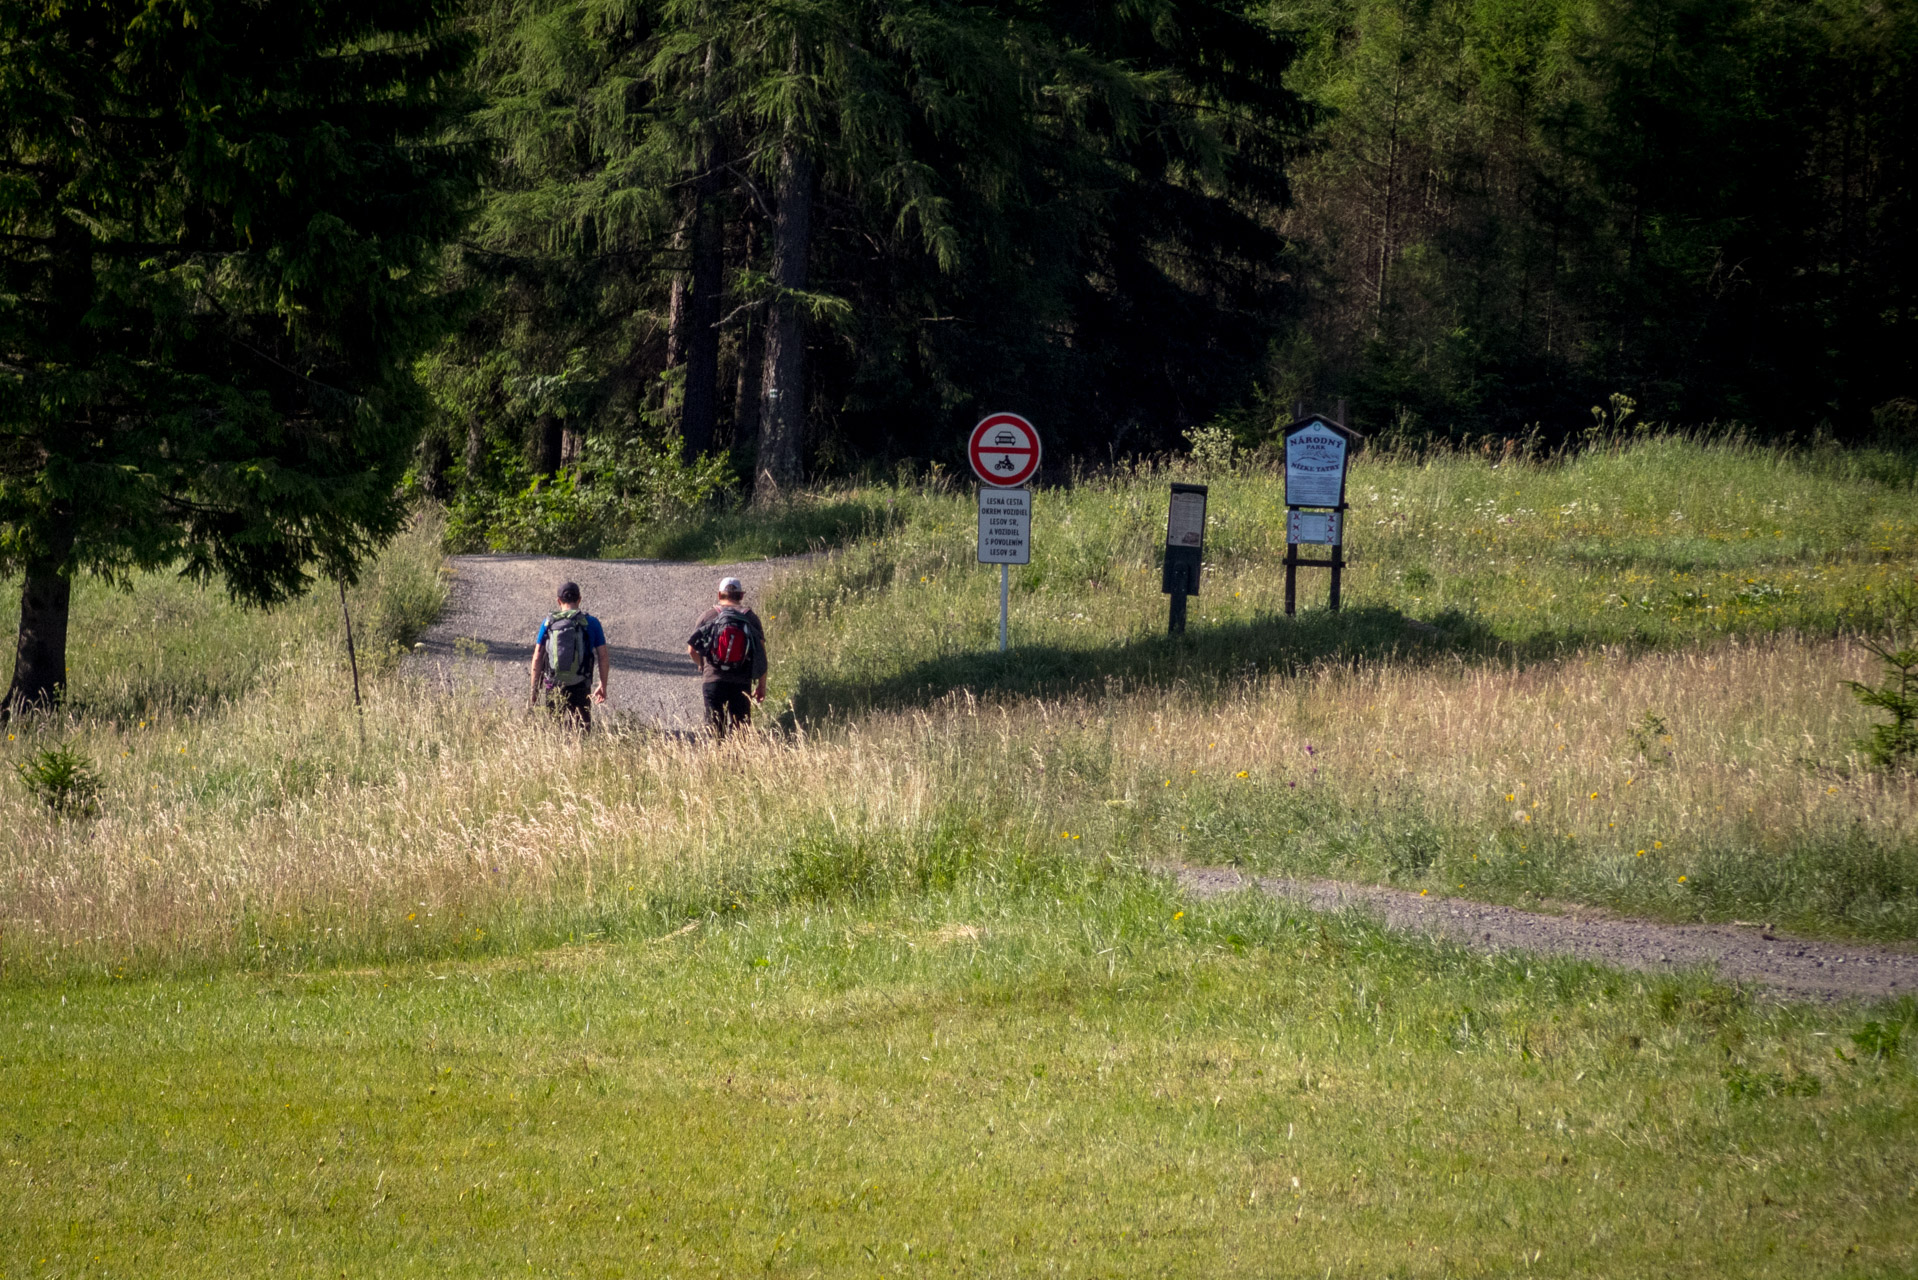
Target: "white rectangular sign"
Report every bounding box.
[1285,420,1349,508]
[1166,490,1206,548]
[1287,509,1342,545]
[977,487,1031,564]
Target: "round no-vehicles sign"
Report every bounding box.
[969,413,1041,487]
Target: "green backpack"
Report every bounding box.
[543,610,594,687]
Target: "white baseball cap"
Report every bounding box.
[718,576,744,596]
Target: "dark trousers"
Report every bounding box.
[702,681,752,737]
[548,681,592,729]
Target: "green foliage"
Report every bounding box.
[632,488,912,561]
[427,0,1307,499]
[1848,638,1918,769]
[12,744,100,817]
[445,435,734,555]
[0,0,482,596]
[1272,0,1918,441]
[1182,424,1242,477]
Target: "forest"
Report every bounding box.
[425,0,1918,515]
[3,0,1916,699]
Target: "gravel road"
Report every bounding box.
[412,553,804,731]
[1178,866,1918,1004]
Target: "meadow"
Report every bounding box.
[3,435,1917,1275]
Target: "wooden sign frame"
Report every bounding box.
[1281,414,1363,615]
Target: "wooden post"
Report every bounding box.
[338,579,365,745]
[1329,536,1344,612]
[1284,543,1298,617]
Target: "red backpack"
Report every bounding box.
[695,608,756,676]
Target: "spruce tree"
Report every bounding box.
[0,0,481,711]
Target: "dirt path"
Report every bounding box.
[1178,866,1918,1003]
[412,553,806,731]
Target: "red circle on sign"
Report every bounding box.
[968,412,1042,487]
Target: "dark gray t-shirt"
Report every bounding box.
[690,606,768,686]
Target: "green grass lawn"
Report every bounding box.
[5,880,1915,1278]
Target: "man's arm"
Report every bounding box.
[529,647,543,706]
[593,645,610,704]
[687,610,710,672]
[751,614,769,702]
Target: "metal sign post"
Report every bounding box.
[970,413,1039,653]
[1281,413,1362,614]
[1001,563,1009,651]
[1162,482,1207,634]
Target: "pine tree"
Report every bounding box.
[434,0,1306,513]
[0,0,481,712]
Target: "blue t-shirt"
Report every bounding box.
[535,612,606,651]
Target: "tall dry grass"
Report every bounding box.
[3,625,1910,979]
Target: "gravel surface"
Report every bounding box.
[1177,866,1918,1003]
[412,553,806,731]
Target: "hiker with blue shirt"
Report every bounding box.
[530,581,608,728]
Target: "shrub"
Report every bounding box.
[446,433,733,555]
[1846,638,1918,769]
[14,744,102,817]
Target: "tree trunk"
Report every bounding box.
[5,513,76,716]
[681,40,724,463]
[463,414,485,482]
[6,213,91,719]
[754,138,814,505]
[535,412,564,476]
[419,432,451,499]
[682,185,724,461]
[665,215,691,373]
[733,312,763,451]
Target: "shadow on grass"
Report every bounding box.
[783,605,1511,725]
[627,497,904,562]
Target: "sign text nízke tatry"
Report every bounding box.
[1284,420,1349,509]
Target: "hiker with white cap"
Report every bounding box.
[687,576,768,737]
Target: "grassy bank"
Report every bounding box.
[1,625,1912,980]
[0,513,448,722]
[770,436,1918,719]
[4,883,1915,1277]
